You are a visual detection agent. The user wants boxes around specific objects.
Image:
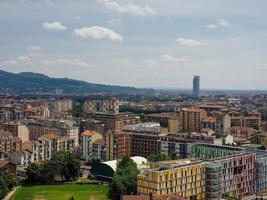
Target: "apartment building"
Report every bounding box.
[21,134,75,162]
[138,159,206,199]
[87,112,140,132]
[229,113,261,130]
[50,99,73,113]
[26,119,79,145]
[139,144,258,200]
[191,144,256,199]
[105,129,131,161]
[0,131,22,155]
[180,109,207,133]
[1,122,29,142]
[83,98,119,114]
[80,130,104,162]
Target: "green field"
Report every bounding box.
[11,184,109,200]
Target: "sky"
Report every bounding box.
[0,0,267,90]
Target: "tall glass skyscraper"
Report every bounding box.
[193,75,200,97]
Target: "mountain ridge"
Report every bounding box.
[0,70,154,94]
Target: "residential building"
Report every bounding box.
[87,112,140,132]
[137,159,206,199]
[83,98,119,114]
[10,149,33,168]
[168,117,181,134]
[105,130,131,161]
[180,109,207,133]
[1,122,29,142]
[0,131,22,155]
[80,130,104,162]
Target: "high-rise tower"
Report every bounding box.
[193,75,200,97]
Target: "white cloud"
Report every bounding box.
[97,0,156,16]
[159,54,187,63]
[73,26,123,43]
[42,22,67,31]
[41,58,90,68]
[28,46,42,52]
[144,54,188,69]
[205,18,230,29]
[218,19,230,27]
[176,38,207,47]
[0,60,17,66]
[205,24,217,29]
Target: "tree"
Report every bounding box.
[50,151,81,181]
[147,154,170,162]
[0,172,17,200]
[39,162,55,183]
[26,151,80,184]
[108,156,138,200]
[26,163,42,184]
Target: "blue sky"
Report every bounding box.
[0,0,267,89]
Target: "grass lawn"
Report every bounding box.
[11,184,109,200]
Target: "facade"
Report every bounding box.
[180,109,207,133]
[139,144,259,200]
[1,122,29,142]
[21,141,40,162]
[26,119,79,145]
[83,98,119,114]
[168,117,181,134]
[201,117,216,131]
[0,131,22,155]
[80,130,104,162]
[10,149,33,168]
[193,75,200,97]
[138,159,206,199]
[87,112,140,132]
[211,112,231,134]
[105,130,131,161]
[50,99,73,113]
[129,132,160,157]
[229,113,261,130]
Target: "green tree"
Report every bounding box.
[50,151,81,181]
[108,156,138,200]
[26,163,42,184]
[39,161,56,183]
[147,154,170,162]
[26,151,80,184]
[0,172,17,200]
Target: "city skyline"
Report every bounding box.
[1,0,267,90]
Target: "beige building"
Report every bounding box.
[81,130,104,162]
[167,117,181,134]
[1,122,29,142]
[180,109,207,133]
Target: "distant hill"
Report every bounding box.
[0,70,154,94]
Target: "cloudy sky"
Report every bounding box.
[0,0,267,89]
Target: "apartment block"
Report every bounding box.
[83,98,119,114]
[138,159,206,199]
[0,131,22,155]
[87,112,140,132]
[105,130,131,161]
[1,122,29,142]
[229,113,261,130]
[80,130,104,162]
[180,109,207,133]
